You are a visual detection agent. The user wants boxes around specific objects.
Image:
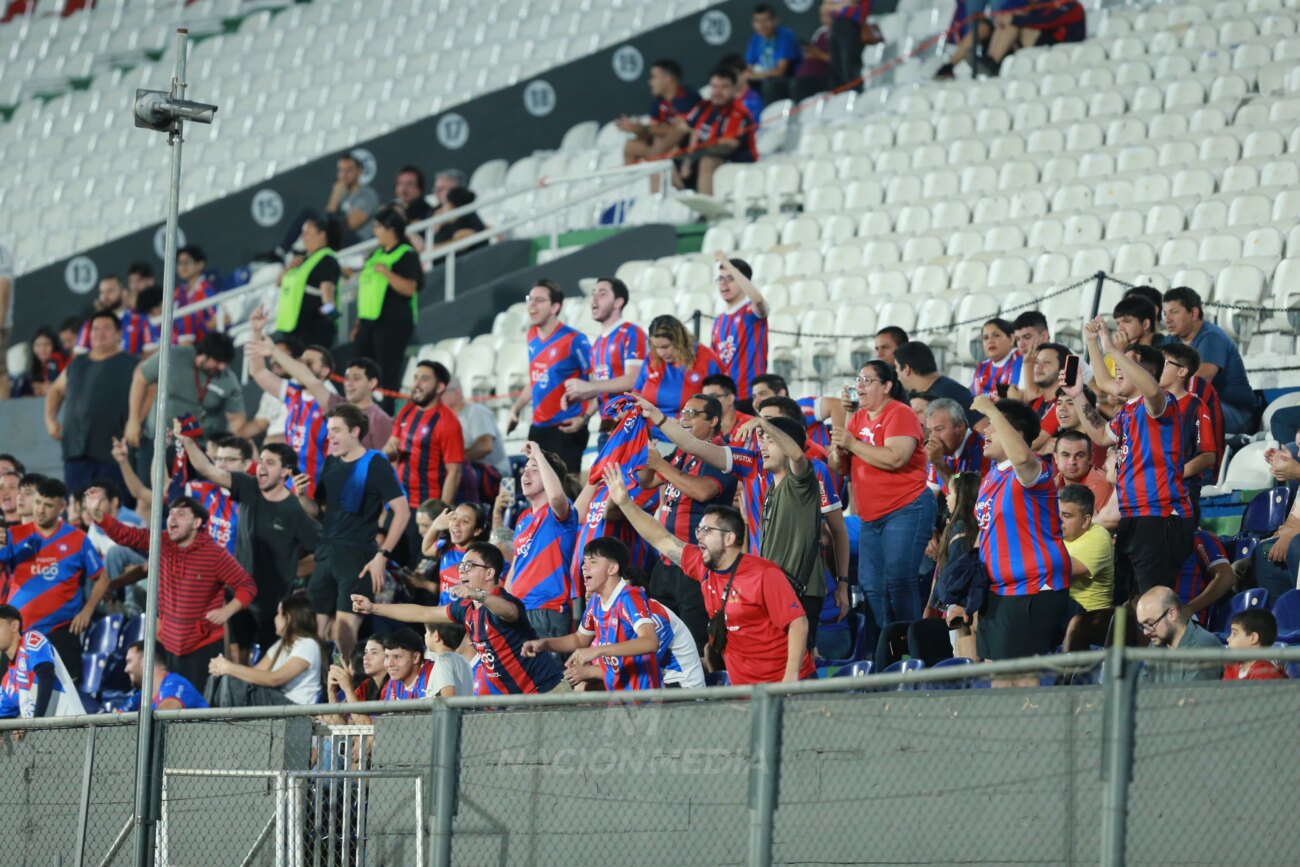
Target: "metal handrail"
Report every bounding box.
[161,157,669,325]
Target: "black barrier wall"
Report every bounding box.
[12,0,828,340]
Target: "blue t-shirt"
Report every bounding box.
[123,672,209,711]
[744,27,803,74]
[1189,321,1253,411]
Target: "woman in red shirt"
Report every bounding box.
[830,360,935,647]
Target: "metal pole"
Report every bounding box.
[1090,270,1107,321]
[444,249,456,303]
[74,727,97,867]
[429,702,461,867]
[1099,609,1134,867]
[133,27,190,867]
[747,689,782,867]
[692,310,702,342]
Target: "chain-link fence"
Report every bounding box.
[2,647,1300,866]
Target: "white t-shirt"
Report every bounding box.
[266,636,322,704]
[427,651,474,697]
[256,390,288,435]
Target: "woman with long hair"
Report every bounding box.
[209,594,324,706]
[632,314,722,436]
[414,502,490,605]
[20,326,66,397]
[275,214,341,348]
[934,472,981,659]
[971,317,1023,397]
[323,634,389,724]
[830,359,936,652]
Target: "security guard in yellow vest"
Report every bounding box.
[353,206,423,400]
[275,215,341,347]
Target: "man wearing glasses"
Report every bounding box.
[1135,585,1223,684]
[352,541,564,695]
[602,466,812,685]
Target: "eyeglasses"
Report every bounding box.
[714,275,735,283]
[695,524,726,539]
[1138,607,1175,634]
[679,409,707,419]
[524,295,550,305]
[855,376,883,385]
[457,560,488,573]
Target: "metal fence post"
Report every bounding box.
[1091,271,1107,320]
[429,702,462,867]
[692,310,702,342]
[747,689,783,867]
[74,726,96,867]
[1099,611,1136,867]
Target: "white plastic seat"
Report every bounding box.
[1066,122,1105,152]
[1105,210,1144,240]
[1033,252,1070,284]
[1228,194,1272,227]
[1028,219,1065,249]
[779,217,821,248]
[1064,213,1105,245]
[845,180,884,210]
[932,201,971,230]
[894,205,932,235]
[960,165,998,195]
[1053,185,1096,213]
[903,235,945,264]
[1114,243,1157,273]
[1199,234,1244,265]
[1172,169,1216,199]
[1160,238,1200,267]
[1274,190,1300,222]
[1220,164,1259,194]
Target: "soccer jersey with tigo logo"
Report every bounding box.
[656,444,735,546]
[283,383,329,497]
[509,501,579,612]
[123,671,209,711]
[578,580,661,691]
[446,590,563,695]
[1,630,84,718]
[187,480,238,555]
[711,301,768,400]
[528,323,591,427]
[975,458,1071,597]
[5,521,104,635]
[647,598,706,688]
[590,321,648,413]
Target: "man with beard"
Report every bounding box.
[384,360,463,509]
[72,275,156,356]
[1027,342,1071,449]
[177,430,320,656]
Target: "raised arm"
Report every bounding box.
[353,596,451,625]
[1058,383,1115,447]
[525,441,570,521]
[1092,316,1165,417]
[110,437,154,512]
[603,464,685,565]
[267,339,333,407]
[629,391,731,470]
[715,250,769,318]
[175,418,232,489]
[970,394,1043,488]
[742,416,809,475]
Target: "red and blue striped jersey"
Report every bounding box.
[578,580,661,691]
[711,301,768,400]
[509,501,579,612]
[187,480,239,555]
[834,0,873,22]
[646,598,705,687]
[590,321,648,414]
[382,660,437,700]
[926,431,991,494]
[655,442,736,545]
[971,351,1024,396]
[528,322,591,427]
[634,345,723,436]
[652,85,702,123]
[123,672,209,711]
[446,589,563,694]
[725,411,758,451]
[1107,394,1192,519]
[1173,530,1228,609]
[0,630,83,718]
[796,397,831,449]
[975,458,1071,596]
[1188,375,1225,476]
[4,521,104,634]
[75,308,158,355]
[283,383,329,498]
[172,277,217,344]
[684,99,759,163]
[436,542,469,606]
[391,401,464,509]
[1175,391,1214,483]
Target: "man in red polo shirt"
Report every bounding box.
[603,465,812,685]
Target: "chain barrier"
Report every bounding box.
[1102,272,1300,315]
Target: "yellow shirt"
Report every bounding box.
[1065,524,1115,612]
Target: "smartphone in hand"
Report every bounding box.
[995,383,1010,399]
[1063,354,1080,388]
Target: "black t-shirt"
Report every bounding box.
[433,213,487,252]
[928,374,983,427]
[63,352,139,463]
[378,248,424,324]
[228,471,321,596]
[313,453,405,551]
[402,197,434,223]
[299,255,341,319]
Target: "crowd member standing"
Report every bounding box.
[299,404,409,661]
[710,252,769,403]
[829,361,934,648]
[4,478,106,682]
[354,541,565,695]
[83,487,255,692]
[72,276,156,356]
[495,442,578,639]
[1162,287,1257,435]
[177,429,320,653]
[384,360,463,509]
[1070,318,1194,601]
[172,246,217,345]
[522,538,662,691]
[274,215,340,349]
[1158,343,1220,514]
[563,277,647,448]
[353,206,422,401]
[603,469,813,684]
[44,310,139,496]
[962,395,1073,683]
[635,315,723,437]
[509,280,592,476]
[970,318,1023,397]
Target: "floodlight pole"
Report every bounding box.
[132,28,192,867]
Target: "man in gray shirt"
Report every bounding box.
[444,376,510,501]
[123,331,246,480]
[1136,585,1224,683]
[325,152,380,246]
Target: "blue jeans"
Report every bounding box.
[1222,399,1255,436]
[1254,537,1300,603]
[857,489,937,649]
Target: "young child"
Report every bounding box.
[1223,609,1288,681]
